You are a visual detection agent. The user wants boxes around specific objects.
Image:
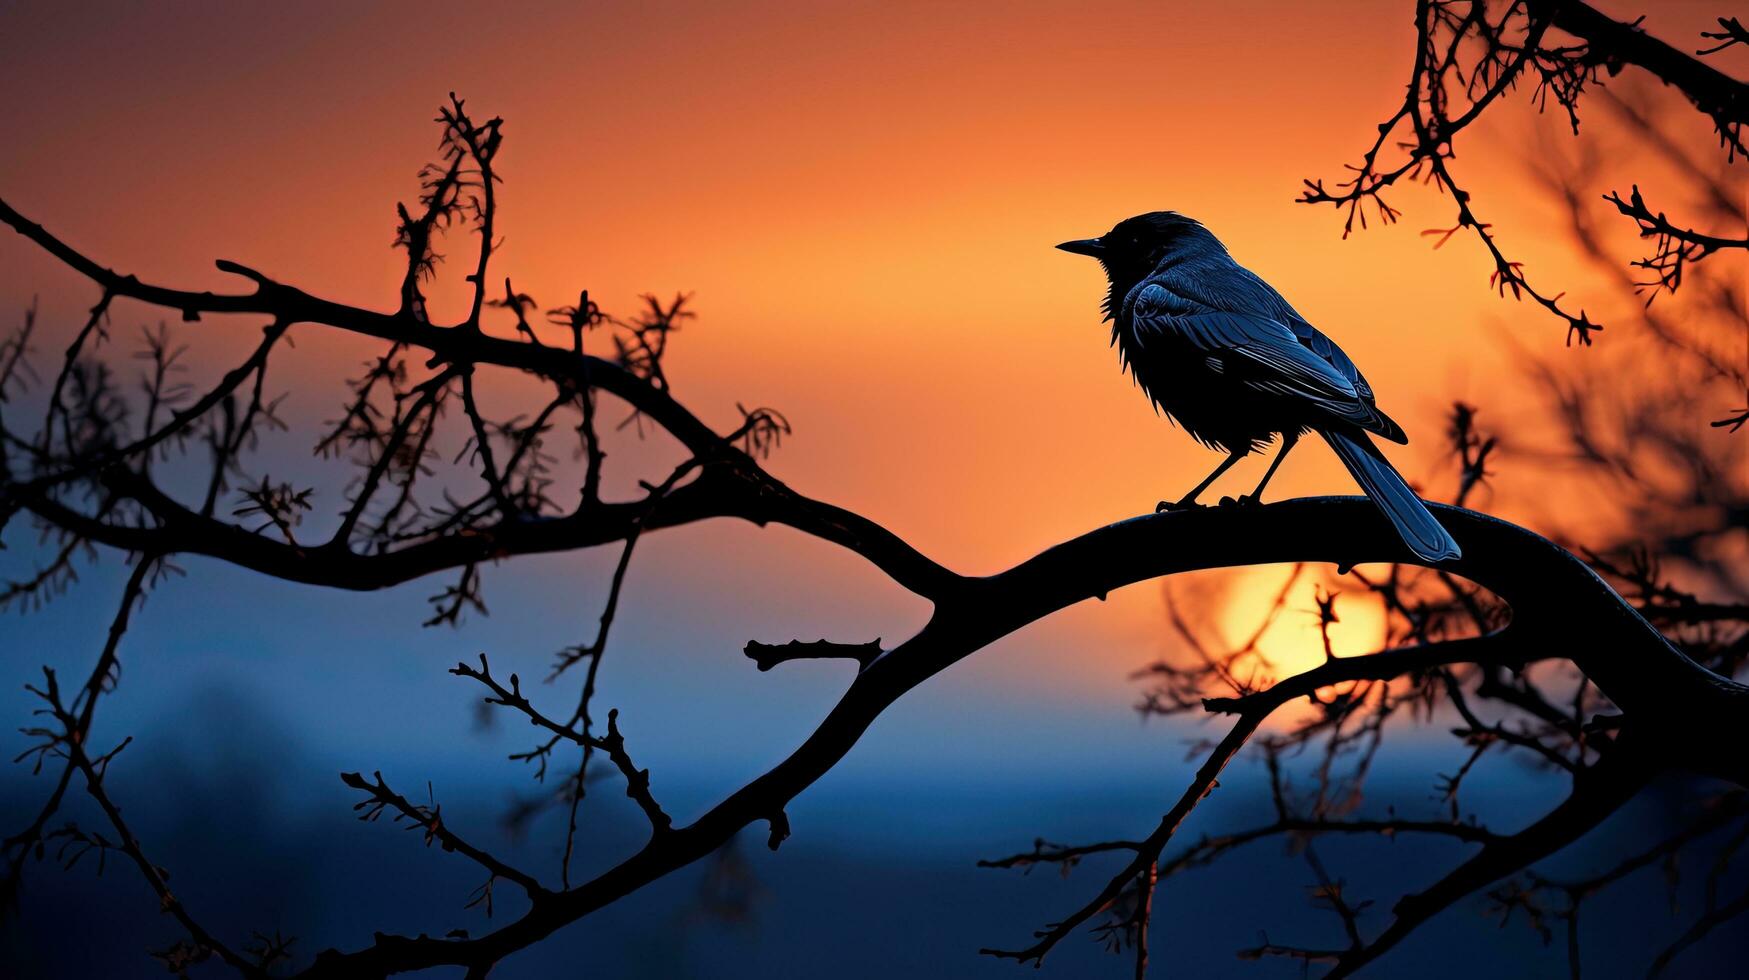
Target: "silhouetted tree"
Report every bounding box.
[983,5,1745,977]
[1299,1,1747,355]
[0,7,1743,972]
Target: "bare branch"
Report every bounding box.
[340,769,548,900]
[743,638,883,672]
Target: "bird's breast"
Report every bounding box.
[1118,328,1279,454]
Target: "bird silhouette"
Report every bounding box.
[1059,211,1461,562]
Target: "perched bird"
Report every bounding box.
[1058,211,1461,562]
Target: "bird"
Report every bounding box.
[1057,210,1461,562]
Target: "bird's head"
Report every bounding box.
[1057,211,1223,318]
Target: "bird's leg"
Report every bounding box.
[1157,450,1244,512]
[1235,431,1300,506]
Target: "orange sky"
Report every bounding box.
[1,0,1742,693]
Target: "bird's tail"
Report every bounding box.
[1320,429,1462,562]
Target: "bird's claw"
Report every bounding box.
[1156,498,1205,513]
[1218,494,1263,509]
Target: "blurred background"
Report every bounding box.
[0,1,1743,976]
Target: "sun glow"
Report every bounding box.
[1203,565,1390,724]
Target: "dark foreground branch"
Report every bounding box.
[290,498,1748,978]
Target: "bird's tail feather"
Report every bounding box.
[1321,429,1462,562]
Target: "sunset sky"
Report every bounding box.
[1,2,1745,976]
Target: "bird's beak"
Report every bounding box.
[1056,237,1106,257]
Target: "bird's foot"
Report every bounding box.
[1156,498,1206,513]
[1218,494,1264,509]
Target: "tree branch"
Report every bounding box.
[1529,0,1749,141]
[743,638,883,672]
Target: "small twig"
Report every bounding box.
[339,768,548,899]
[743,638,882,672]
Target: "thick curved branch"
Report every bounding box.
[290,499,1748,977]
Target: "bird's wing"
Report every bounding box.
[1130,283,1401,438]
[1148,265,1405,439]
[1285,314,1374,401]
[1280,315,1406,441]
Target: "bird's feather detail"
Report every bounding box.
[1126,288,1403,441]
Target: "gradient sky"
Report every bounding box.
[0,0,1742,810]
[1,2,1745,975]
[3,0,1737,660]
